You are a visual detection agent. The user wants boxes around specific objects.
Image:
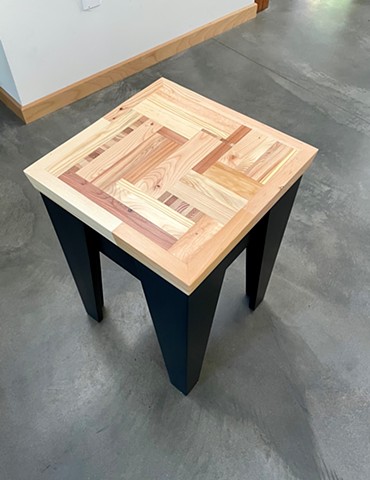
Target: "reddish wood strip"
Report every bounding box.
[159,127,187,145]
[131,115,149,128]
[192,141,232,174]
[225,125,251,145]
[187,208,204,222]
[86,147,104,160]
[59,170,177,249]
[161,193,204,221]
[158,192,172,203]
[164,194,177,207]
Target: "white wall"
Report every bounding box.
[0,40,21,102]
[0,0,254,105]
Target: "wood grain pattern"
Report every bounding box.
[203,162,261,199]
[179,169,247,214]
[24,77,318,293]
[76,119,162,182]
[60,169,177,249]
[105,179,194,239]
[47,110,142,176]
[169,215,223,262]
[135,130,222,198]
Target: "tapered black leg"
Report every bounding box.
[139,265,225,394]
[41,195,104,322]
[246,178,301,310]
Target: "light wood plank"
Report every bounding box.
[169,178,238,225]
[157,84,241,137]
[92,133,176,190]
[40,110,141,176]
[218,130,276,170]
[61,169,178,249]
[169,215,223,262]
[24,169,121,241]
[113,222,189,292]
[76,119,162,182]
[244,142,297,183]
[136,93,232,138]
[135,130,222,198]
[203,162,262,199]
[161,78,312,152]
[133,98,201,139]
[105,179,194,239]
[180,169,247,212]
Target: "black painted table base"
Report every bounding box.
[41,178,301,394]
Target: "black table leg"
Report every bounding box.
[42,195,104,322]
[246,178,301,310]
[139,264,226,394]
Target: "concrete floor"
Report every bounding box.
[1,0,370,478]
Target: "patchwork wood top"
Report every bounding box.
[24,78,317,293]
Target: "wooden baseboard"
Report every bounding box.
[0,88,26,122]
[0,3,257,124]
[256,0,269,12]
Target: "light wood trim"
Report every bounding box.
[0,87,25,122]
[0,4,257,124]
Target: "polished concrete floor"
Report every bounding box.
[1,1,370,479]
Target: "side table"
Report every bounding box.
[24,78,317,394]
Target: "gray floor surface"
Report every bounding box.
[1,1,370,479]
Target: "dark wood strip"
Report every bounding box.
[159,127,187,145]
[164,194,178,207]
[59,170,177,250]
[162,194,203,221]
[158,192,172,203]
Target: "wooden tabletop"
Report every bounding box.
[24,78,317,293]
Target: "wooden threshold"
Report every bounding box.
[0,3,257,124]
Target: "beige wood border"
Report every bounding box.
[1,3,257,124]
